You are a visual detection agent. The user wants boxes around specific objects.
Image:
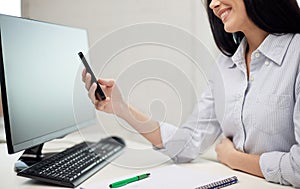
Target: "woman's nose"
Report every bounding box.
[209,0,221,9]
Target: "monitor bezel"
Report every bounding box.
[0,27,15,154]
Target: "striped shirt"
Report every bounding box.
[157,33,300,187]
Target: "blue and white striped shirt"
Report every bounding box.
[158,33,300,187]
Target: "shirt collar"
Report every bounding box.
[229,37,248,68]
[228,33,294,68]
[258,33,294,65]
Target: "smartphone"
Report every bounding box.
[78,52,106,101]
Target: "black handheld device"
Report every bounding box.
[78,52,106,100]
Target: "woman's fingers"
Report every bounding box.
[95,97,111,111]
[88,82,111,111]
[81,68,87,82]
[98,79,114,88]
[85,73,92,91]
[88,83,97,104]
[82,68,93,91]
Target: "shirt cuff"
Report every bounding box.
[259,151,286,184]
[158,121,177,147]
[153,121,177,152]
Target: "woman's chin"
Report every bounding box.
[223,25,237,34]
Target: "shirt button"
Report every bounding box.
[265,61,270,66]
[255,52,260,58]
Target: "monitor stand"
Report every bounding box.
[14,143,55,172]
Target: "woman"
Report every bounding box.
[82,0,300,187]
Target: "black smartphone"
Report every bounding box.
[78,52,106,101]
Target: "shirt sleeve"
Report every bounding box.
[155,85,222,163]
[259,69,300,187]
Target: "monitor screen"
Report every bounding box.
[0,14,96,154]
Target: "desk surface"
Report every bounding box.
[0,131,293,189]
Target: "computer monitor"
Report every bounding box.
[0,14,96,162]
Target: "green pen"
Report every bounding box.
[109,173,150,188]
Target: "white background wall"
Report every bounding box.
[21,0,217,55]
[0,0,20,16]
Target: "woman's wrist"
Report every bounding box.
[114,101,163,147]
[117,104,147,124]
[115,101,129,119]
[227,150,263,177]
[227,150,241,170]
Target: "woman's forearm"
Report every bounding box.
[117,104,163,148]
[230,150,264,178]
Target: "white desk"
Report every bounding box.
[0,130,293,189]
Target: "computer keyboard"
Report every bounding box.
[17,136,125,188]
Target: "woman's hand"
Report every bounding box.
[81,68,163,147]
[215,138,237,169]
[215,138,264,177]
[82,68,126,116]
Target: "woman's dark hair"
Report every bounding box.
[206,0,300,57]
